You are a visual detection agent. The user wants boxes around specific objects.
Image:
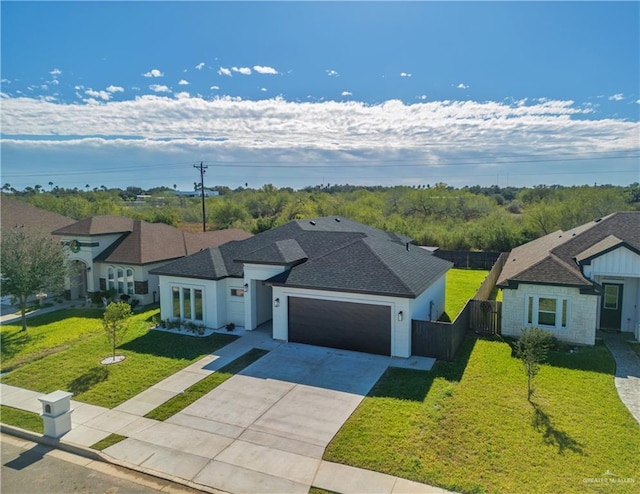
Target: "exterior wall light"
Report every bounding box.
[274,298,280,308]
[244,283,249,292]
[398,311,404,322]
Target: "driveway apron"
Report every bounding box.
[104,343,393,493]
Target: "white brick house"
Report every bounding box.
[498,212,640,345]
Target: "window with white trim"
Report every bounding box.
[525,295,569,330]
[171,285,204,322]
[107,266,135,295]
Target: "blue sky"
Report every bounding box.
[1,1,638,191]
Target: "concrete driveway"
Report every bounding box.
[105,342,404,493]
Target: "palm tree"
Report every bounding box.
[48,181,54,190]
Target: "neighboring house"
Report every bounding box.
[497,212,640,345]
[151,217,453,358]
[1,196,77,304]
[51,216,252,304]
[1,196,76,237]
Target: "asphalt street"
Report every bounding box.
[1,434,205,494]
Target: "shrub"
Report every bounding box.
[515,327,553,400]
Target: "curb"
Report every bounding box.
[1,424,227,494]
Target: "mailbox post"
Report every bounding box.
[38,390,73,438]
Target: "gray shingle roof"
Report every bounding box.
[151,217,453,298]
[498,211,640,289]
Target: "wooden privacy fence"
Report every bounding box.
[469,299,502,335]
[411,251,508,360]
[434,250,502,270]
[411,302,470,361]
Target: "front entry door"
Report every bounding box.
[600,283,623,330]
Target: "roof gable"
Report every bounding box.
[499,211,640,288]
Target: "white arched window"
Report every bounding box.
[107,266,135,295]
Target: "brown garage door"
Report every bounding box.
[288,297,391,355]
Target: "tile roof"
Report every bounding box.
[1,196,76,237]
[151,217,453,298]
[498,211,640,289]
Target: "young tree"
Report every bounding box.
[0,228,68,331]
[102,301,133,362]
[515,327,553,401]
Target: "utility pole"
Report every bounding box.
[194,162,208,232]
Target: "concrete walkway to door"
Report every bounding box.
[601,331,640,425]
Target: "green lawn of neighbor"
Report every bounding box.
[324,335,640,494]
[443,268,489,321]
[1,308,237,408]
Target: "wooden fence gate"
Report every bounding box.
[469,299,502,335]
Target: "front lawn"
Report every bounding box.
[443,269,489,321]
[324,335,640,494]
[1,308,237,408]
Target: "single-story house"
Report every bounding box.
[497,211,640,344]
[51,216,252,305]
[151,217,453,358]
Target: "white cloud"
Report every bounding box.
[232,67,252,75]
[254,65,278,75]
[341,91,352,96]
[609,93,624,101]
[417,95,428,100]
[143,69,164,78]
[636,99,640,104]
[195,62,205,70]
[457,83,469,89]
[178,79,190,85]
[174,92,191,99]
[2,96,637,189]
[149,84,171,93]
[50,79,60,85]
[106,85,124,93]
[218,67,232,77]
[50,68,62,76]
[400,72,412,78]
[326,69,339,77]
[260,87,267,92]
[85,89,110,100]
[210,85,220,90]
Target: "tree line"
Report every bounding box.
[3,182,638,252]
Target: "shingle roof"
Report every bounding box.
[53,215,252,265]
[498,211,640,289]
[1,196,76,237]
[151,217,452,298]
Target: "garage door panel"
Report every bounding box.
[288,297,391,355]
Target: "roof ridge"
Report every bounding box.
[361,237,415,295]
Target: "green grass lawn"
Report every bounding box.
[1,308,237,408]
[0,405,44,434]
[324,335,640,494]
[1,309,106,372]
[443,269,489,321]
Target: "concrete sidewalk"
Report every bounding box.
[1,328,452,494]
